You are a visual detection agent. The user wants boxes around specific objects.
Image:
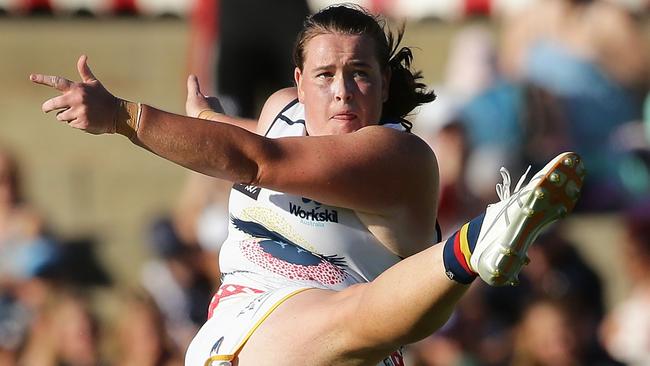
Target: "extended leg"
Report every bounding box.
[235,152,585,366]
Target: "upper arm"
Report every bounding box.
[253,88,437,218]
[255,126,439,216]
[256,87,298,135]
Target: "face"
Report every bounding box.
[295,33,390,136]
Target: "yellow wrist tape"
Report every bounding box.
[197,109,220,120]
[114,99,141,140]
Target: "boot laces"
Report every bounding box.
[495,165,531,201]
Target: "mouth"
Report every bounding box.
[331,112,358,121]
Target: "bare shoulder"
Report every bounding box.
[256,87,298,135]
[355,125,438,169]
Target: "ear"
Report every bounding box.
[294,67,305,103]
[381,68,391,103]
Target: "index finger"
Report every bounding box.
[29,74,73,92]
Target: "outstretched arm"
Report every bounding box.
[30,55,264,184]
[30,56,438,219]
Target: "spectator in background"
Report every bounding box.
[140,216,214,350]
[0,146,58,289]
[50,291,105,366]
[499,0,649,210]
[413,26,501,231]
[19,290,107,366]
[492,228,613,365]
[173,171,231,279]
[112,290,183,366]
[0,146,60,364]
[601,198,650,365]
[511,299,580,366]
[407,332,477,366]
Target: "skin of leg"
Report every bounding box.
[236,242,469,366]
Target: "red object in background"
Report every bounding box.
[464,0,491,15]
[24,0,52,12]
[192,0,219,40]
[369,0,390,13]
[112,0,137,14]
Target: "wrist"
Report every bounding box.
[197,109,220,120]
[114,99,141,139]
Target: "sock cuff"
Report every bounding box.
[443,233,476,284]
[442,213,486,285]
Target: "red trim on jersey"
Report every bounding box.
[207,284,264,319]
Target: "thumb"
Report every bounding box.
[77,54,97,82]
[187,74,203,97]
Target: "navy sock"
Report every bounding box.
[442,213,485,284]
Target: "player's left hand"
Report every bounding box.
[30,55,118,135]
[186,74,224,118]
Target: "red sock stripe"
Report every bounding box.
[452,232,472,274]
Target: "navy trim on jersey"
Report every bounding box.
[232,183,262,200]
[278,115,305,126]
[435,220,442,243]
[263,98,300,137]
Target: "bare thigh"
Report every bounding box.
[236,285,386,366]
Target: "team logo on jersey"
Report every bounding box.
[289,198,338,224]
[233,183,261,200]
[231,216,349,286]
[209,336,225,356]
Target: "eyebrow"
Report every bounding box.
[312,60,373,72]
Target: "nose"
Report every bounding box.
[333,75,353,102]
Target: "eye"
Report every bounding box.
[352,70,369,78]
[316,72,333,79]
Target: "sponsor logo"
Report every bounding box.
[289,201,338,223]
[233,183,261,200]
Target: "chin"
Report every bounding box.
[331,125,359,135]
[332,120,367,135]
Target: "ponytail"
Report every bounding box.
[381,26,436,131]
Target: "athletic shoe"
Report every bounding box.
[470,152,585,286]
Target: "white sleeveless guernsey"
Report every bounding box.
[186,100,411,366]
[218,99,406,293]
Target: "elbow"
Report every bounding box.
[242,137,282,187]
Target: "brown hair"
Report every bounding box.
[292,4,435,130]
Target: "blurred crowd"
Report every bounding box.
[3,0,650,365]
